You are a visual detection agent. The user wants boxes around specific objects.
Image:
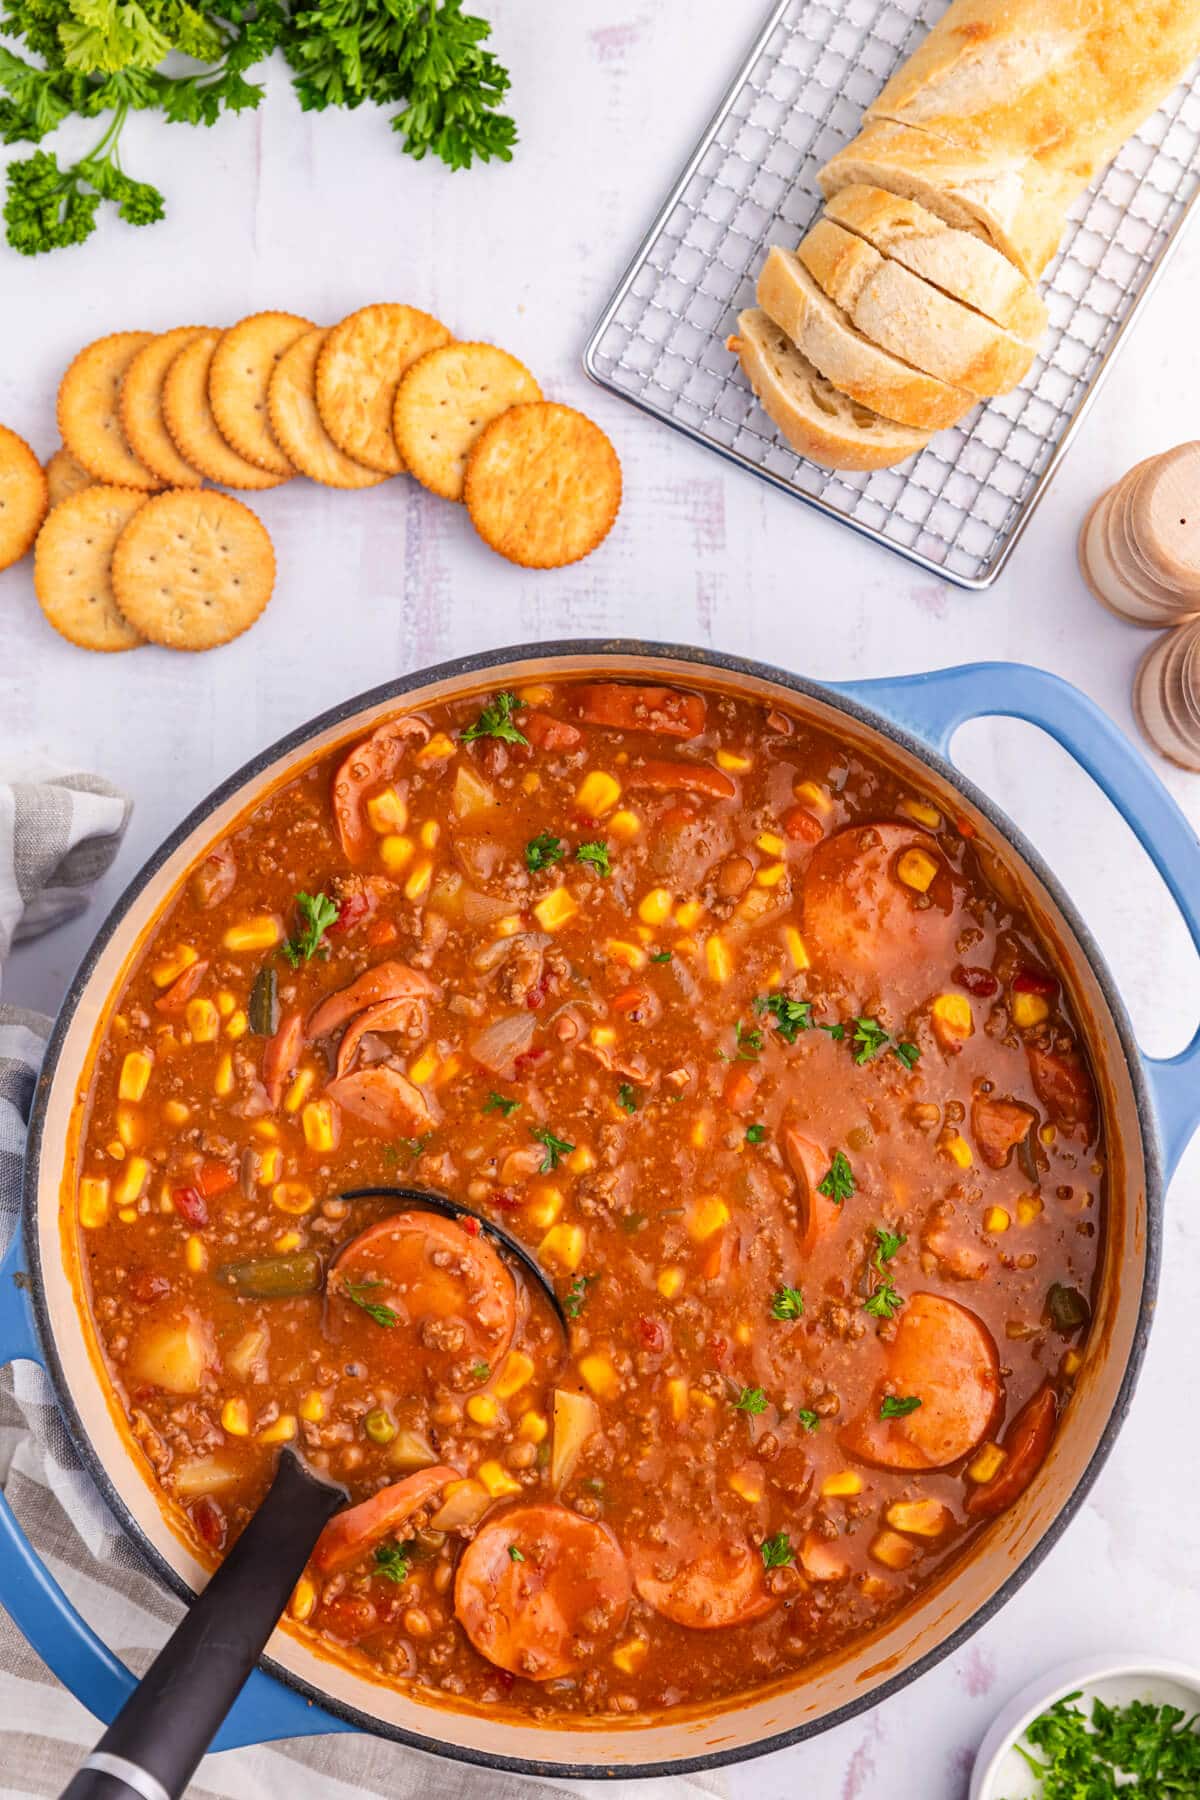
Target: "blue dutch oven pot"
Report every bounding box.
[2,645,1198,1779]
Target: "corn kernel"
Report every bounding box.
[116,1105,142,1149]
[253,1120,279,1141]
[1063,1349,1083,1376]
[945,1133,973,1169]
[897,848,939,893]
[521,773,540,795]
[728,1469,763,1503]
[162,1100,190,1127]
[284,1069,315,1113]
[604,938,646,970]
[637,887,674,926]
[609,810,641,841]
[687,1195,728,1241]
[118,1206,138,1224]
[495,1351,535,1399]
[418,731,456,761]
[467,1393,500,1427]
[404,858,433,901]
[755,861,787,888]
[224,1011,248,1042]
[79,1177,110,1229]
[222,1399,250,1437]
[821,1470,864,1498]
[115,1157,149,1206]
[782,929,810,973]
[756,831,785,856]
[899,798,942,829]
[301,1099,339,1153]
[299,1391,326,1423]
[274,1230,302,1253]
[273,1181,315,1215]
[930,992,973,1042]
[380,834,414,874]
[1012,991,1050,1029]
[366,787,408,834]
[259,1414,297,1445]
[258,1147,282,1185]
[590,1025,616,1049]
[525,1185,563,1230]
[478,1459,521,1497]
[716,749,752,772]
[566,1145,594,1175]
[222,916,283,954]
[533,887,578,933]
[1017,1195,1044,1226]
[106,1141,125,1161]
[886,1498,949,1538]
[419,819,440,850]
[575,771,621,817]
[705,934,732,984]
[434,1052,461,1086]
[657,1266,685,1300]
[408,1047,439,1086]
[185,1232,207,1274]
[290,1577,316,1622]
[539,1222,585,1273]
[516,683,552,706]
[665,1377,688,1421]
[494,915,523,938]
[870,1529,915,1570]
[984,1206,1010,1234]
[215,990,236,1018]
[150,945,199,988]
[1039,1123,1057,1146]
[674,899,704,929]
[966,1443,1006,1484]
[118,1051,152,1103]
[578,1353,619,1399]
[612,1636,649,1674]
[794,780,830,812]
[735,1321,752,1346]
[689,1115,709,1150]
[518,1410,548,1443]
[185,998,220,1044]
[214,1053,235,1098]
[690,1387,717,1413]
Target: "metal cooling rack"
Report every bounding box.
[583,0,1200,590]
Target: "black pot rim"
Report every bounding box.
[21,638,1164,1780]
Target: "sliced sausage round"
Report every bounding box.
[332,717,429,863]
[802,822,961,1007]
[783,1126,844,1257]
[313,1466,459,1575]
[842,1292,1001,1470]
[631,1521,775,1630]
[964,1382,1057,1518]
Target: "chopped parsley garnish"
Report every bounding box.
[796,1408,820,1432]
[1013,1692,1200,1798]
[374,1539,414,1583]
[281,890,339,967]
[650,950,673,963]
[769,1285,804,1320]
[470,1361,491,1382]
[893,1039,921,1070]
[343,1280,398,1329]
[874,1226,906,1265]
[864,1277,903,1320]
[525,830,565,872]
[461,691,527,746]
[880,1394,922,1419]
[508,1544,525,1563]
[745,1122,767,1145]
[761,1532,794,1568]
[530,1124,574,1172]
[821,1021,846,1040]
[397,1133,432,1160]
[563,1273,597,1319]
[817,1150,855,1204]
[576,840,611,877]
[864,1227,907,1318]
[733,1385,768,1415]
[617,1082,639,1114]
[483,1091,521,1118]
[734,1020,763,1059]
[852,1015,920,1070]
[753,992,812,1044]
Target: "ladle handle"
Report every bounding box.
[60,1450,345,1800]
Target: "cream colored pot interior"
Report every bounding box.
[36,653,1148,1769]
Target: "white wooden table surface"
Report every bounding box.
[3,4,1200,1796]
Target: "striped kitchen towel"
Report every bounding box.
[0,772,726,1800]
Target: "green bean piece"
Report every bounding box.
[1046,1282,1090,1334]
[215,1250,322,1299]
[249,966,279,1037]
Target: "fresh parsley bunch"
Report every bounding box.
[0,0,514,254]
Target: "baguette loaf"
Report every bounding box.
[729,309,930,471]
[757,245,974,432]
[868,0,1200,192]
[823,185,1047,345]
[796,218,1034,396]
[818,119,1072,278]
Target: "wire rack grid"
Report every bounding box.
[584,0,1200,590]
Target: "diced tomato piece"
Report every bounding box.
[190,1496,226,1552]
[965,1383,1057,1518]
[955,816,977,838]
[154,960,210,1015]
[783,805,824,844]
[513,1045,547,1076]
[707,1333,728,1364]
[722,1065,756,1114]
[953,963,999,998]
[196,1159,236,1199]
[365,918,398,947]
[491,1190,523,1211]
[610,986,646,1015]
[461,1216,480,1236]
[572,683,706,739]
[330,890,371,935]
[522,711,584,752]
[525,973,550,1011]
[172,1186,209,1229]
[637,1316,666,1352]
[1013,965,1058,997]
[627,759,736,801]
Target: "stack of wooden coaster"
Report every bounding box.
[1133,619,1200,773]
[1078,443,1200,628]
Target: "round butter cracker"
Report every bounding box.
[44,446,94,509]
[162,333,289,492]
[316,303,451,475]
[111,489,275,651]
[57,332,163,490]
[210,311,314,475]
[267,329,388,490]
[393,341,542,502]
[34,485,148,652]
[120,327,209,489]
[464,401,622,570]
[0,424,49,571]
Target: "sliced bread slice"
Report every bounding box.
[757,245,974,432]
[824,184,1048,345]
[729,309,930,471]
[796,217,1035,397]
[818,120,1070,279]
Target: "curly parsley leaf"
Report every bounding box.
[576,840,610,878]
[460,689,526,745]
[745,1122,766,1145]
[732,1385,768,1415]
[874,1227,906,1265]
[507,1543,525,1563]
[864,1275,902,1320]
[530,1124,574,1173]
[281,890,339,966]
[760,1531,793,1568]
[616,1082,639,1114]
[796,1408,820,1432]
[769,1285,803,1320]
[817,1149,855,1204]
[374,1538,414,1582]
[525,830,564,873]
[1014,1692,1200,1798]
[483,1090,520,1118]
[879,1394,922,1419]
[563,1273,596,1319]
[853,1015,920,1070]
[753,992,812,1044]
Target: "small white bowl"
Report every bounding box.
[971,1655,1200,1800]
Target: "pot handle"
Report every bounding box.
[830,661,1200,1181]
[0,1223,350,1754]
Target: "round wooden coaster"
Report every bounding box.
[1128,442,1200,593]
[1132,622,1200,772]
[1078,488,1181,627]
[1119,456,1200,601]
[1111,474,1200,617]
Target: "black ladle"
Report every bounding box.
[60,1187,567,1800]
